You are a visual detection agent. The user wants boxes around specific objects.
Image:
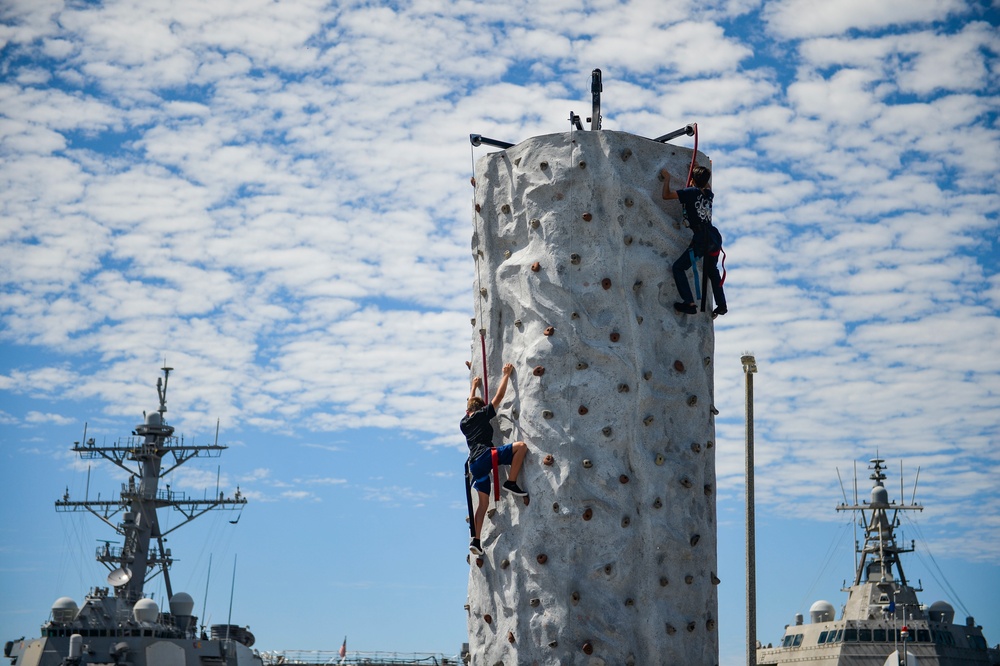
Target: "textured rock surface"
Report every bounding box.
[467,130,719,666]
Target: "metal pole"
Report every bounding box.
[742,353,758,666]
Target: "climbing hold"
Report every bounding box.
[624,198,634,208]
[691,442,702,453]
[487,508,496,518]
[579,161,586,169]
[659,576,669,587]
[540,161,548,170]
[711,405,719,415]
[621,148,632,161]
[548,641,558,648]
[501,558,509,569]
[552,502,559,512]
[571,591,580,604]
[533,366,545,376]
[503,249,511,259]
[621,516,630,528]
[470,177,476,186]
[542,410,553,419]
[610,331,620,342]
[543,454,555,465]
[653,497,662,508]
[687,622,696,633]
[674,360,685,372]
[507,631,515,644]
[601,277,612,289]
[543,326,554,336]
[643,415,654,426]
[483,614,492,624]
[636,316,643,324]
[687,395,698,406]
[602,426,612,437]
[513,158,521,166]
[655,453,664,465]
[712,573,721,585]
[624,234,633,245]
[514,319,522,327]
[480,287,487,297]
[464,604,471,610]
[632,280,642,291]
[530,218,540,229]
[704,484,713,495]
[582,459,593,469]
[625,598,634,607]
[704,356,712,366]
[666,624,677,635]
[707,618,717,630]
[690,534,700,547]
[570,253,581,265]
[501,204,511,214]
[577,361,588,370]
[475,203,482,213]
[706,440,714,449]
[476,558,483,568]
[643,371,652,380]
[531,261,541,272]
[530,598,540,607]
[536,553,548,564]
[470,318,476,326]
[680,477,693,488]
[578,405,588,415]
[685,575,694,584]
[619,474,629,484]
[582,213,593,221]
[617,383,629,393]
[582,507,593,520]
[582,642,593,655]
[571,311,580,319]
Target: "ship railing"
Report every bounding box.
[260,650,458,665]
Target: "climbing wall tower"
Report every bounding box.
[467,129,719,666]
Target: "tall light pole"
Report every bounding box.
[742,353,758,666]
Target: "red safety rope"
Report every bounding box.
[491,448,500,502]
[685,123,699,186]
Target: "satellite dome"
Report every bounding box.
[169,592,195,617]
[133,598,159,624]
[929,601,955,624]
[51,597,78,623]
[809,600,836,623]
[871,485,889,506]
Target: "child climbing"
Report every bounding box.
[660,165,727,318]
[461,362,528,556]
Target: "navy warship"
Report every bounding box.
[3,367,261,666]
[757,457,1000,666]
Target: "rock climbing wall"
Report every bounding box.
[466,130,720,666]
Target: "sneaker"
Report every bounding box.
[674,302,697,315]
[712,306,727,319]
[502,480,528,496]
[470,538,483,556]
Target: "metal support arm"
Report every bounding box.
[654,124,696,143]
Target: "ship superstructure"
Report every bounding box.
[4,367,261,666]
[757,458,999,666]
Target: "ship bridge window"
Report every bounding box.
[969,635,987,650]
[792,634,803,647]
[845,628,858,642]
[873,629,887,642]
[833,629,843,642]
[859,628,872,641]
[818,631,828,644]
[917,629,930,643]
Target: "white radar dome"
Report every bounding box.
[133,598,159,624]
[51,597,78,623]
[810,600,836,623]
[929,601,955,624]
[169,592,195,617]
[146,412,162,427]
[871,485,889,506]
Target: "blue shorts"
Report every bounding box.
[469,443,514,495]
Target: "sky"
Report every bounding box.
[0,0,998,663]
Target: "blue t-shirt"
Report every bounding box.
[461,403,496,462]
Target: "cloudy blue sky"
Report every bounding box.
[1,0,998,663]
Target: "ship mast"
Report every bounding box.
[837,458,922,588]
[56,366,246,604]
